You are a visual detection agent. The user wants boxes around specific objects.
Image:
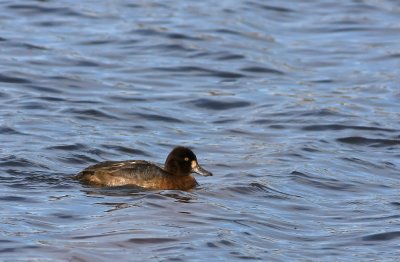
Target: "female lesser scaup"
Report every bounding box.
[75,146,212,190]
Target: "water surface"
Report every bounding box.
[0,0,399,261]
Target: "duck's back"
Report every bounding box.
[75,160,197,190]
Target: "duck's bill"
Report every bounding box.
[192,161,213,176]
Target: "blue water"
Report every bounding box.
[0,0,399,261]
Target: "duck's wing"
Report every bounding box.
[75,160,167,182]
[108,161,168,181]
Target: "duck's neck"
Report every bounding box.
[163,175,197,190]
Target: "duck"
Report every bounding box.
[74,146,213,190]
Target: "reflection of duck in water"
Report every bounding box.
[75,146,213,190]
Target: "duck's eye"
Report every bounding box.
[184,157,189,161]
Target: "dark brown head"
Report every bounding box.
[164,146,213,177]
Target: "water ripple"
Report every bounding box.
[61,108,120,121]
[362,231,400,242]
[191,98,251,110]
[101,145,151,157]
[0,73,31,84]
[291,171,357,192]
[302,124,397,132]
[154,66,245,79]
[0,126,24,135]
[7,4,87,18]
[135,113,183,123]
[337,136,400,147]
[240,66,284,75]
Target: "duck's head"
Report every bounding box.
[164,146,213,177]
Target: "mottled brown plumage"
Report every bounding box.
[74,146,212,190]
